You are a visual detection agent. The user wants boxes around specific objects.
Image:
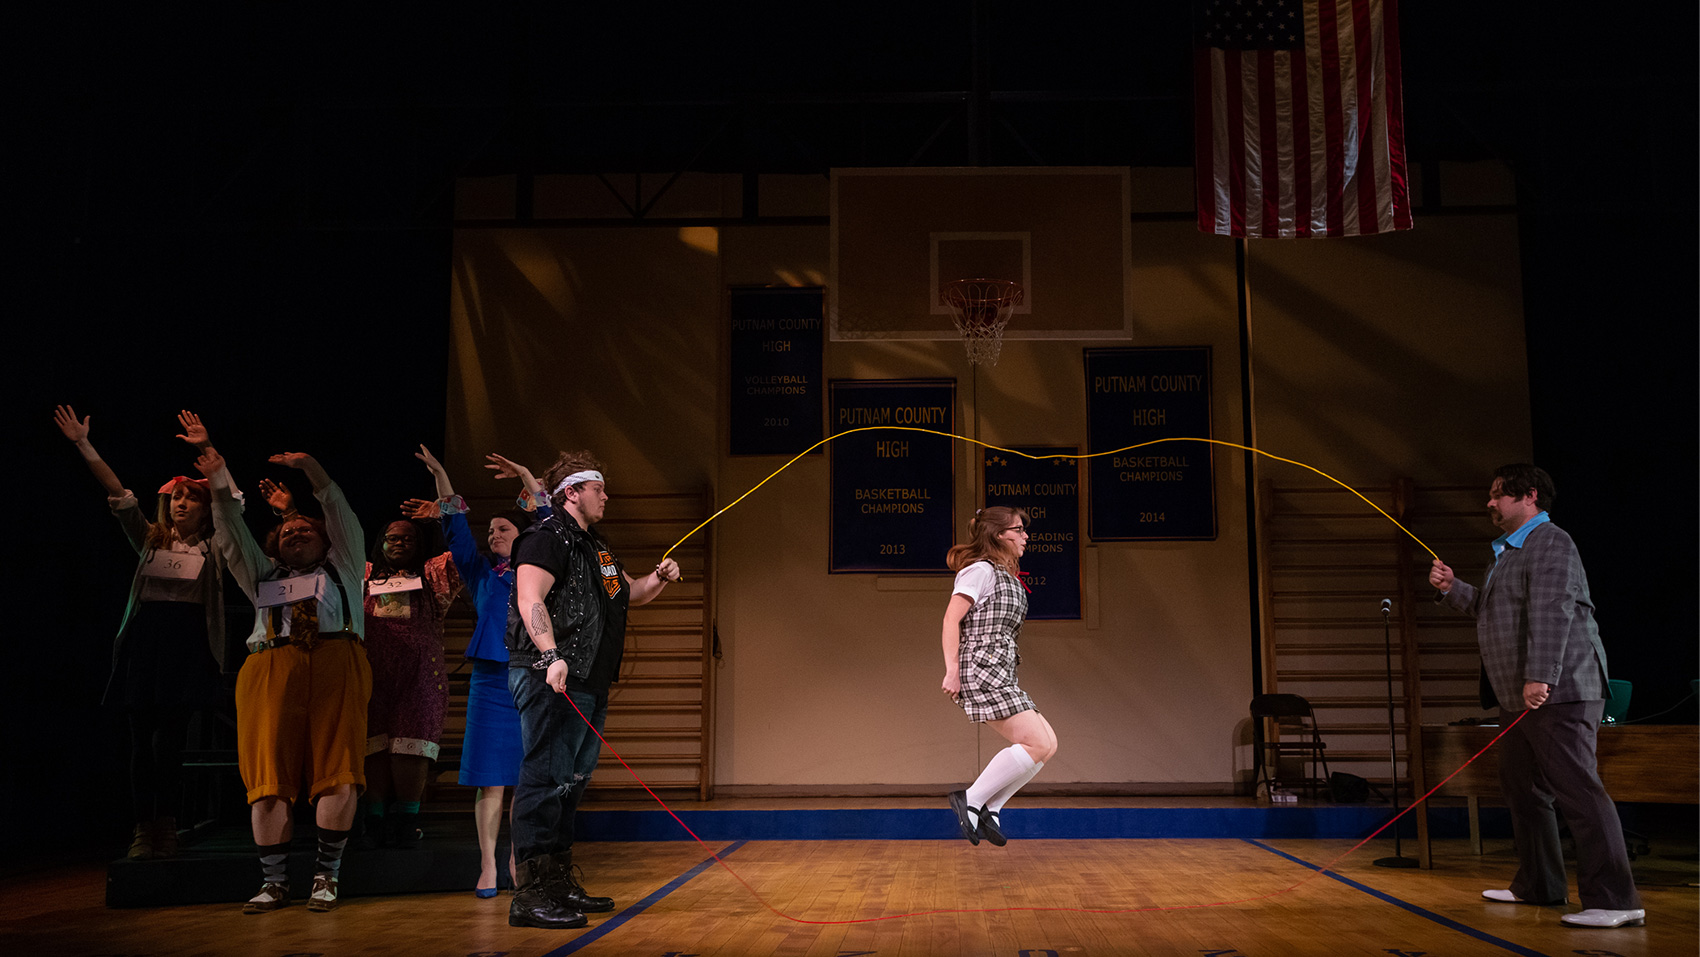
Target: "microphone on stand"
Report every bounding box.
[1375,597,1418,868]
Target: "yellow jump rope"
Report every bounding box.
[660,428,1441,563]
[587,429,1491,922]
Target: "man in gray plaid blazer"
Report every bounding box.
[1429,464,1643,929]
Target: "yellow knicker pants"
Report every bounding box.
[236,639,372,805]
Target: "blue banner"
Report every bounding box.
[730,287,823,456]
[829,379,956,572]
[984,446,1081,620]
[1085,346,1216,541]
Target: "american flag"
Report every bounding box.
[1194,0,1412,239]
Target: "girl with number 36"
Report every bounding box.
[53,406,234,863]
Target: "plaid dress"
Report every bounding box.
[954,561,1034,722]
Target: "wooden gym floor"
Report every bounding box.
[3,827,1693,957]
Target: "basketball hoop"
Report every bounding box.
[940,278,1024,366]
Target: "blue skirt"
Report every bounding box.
[459,658,524,786]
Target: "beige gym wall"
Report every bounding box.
[445,164,1525,793]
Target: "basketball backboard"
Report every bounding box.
[829,167,1132,342]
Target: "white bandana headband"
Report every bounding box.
[553,470,605,496]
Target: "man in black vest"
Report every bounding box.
[504,450,679,929]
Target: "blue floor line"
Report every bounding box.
[1245,839,1555,957]
[542,840,749,957]
[576,805,1454,841]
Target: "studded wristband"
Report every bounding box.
[532,648,561,670]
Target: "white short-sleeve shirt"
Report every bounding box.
[951,561,996,606]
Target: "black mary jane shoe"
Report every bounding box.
[976,806,1007,846]
[948,790,981,846]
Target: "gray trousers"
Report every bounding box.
[1498,699,1641,909]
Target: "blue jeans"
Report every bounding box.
[508,667,608,864]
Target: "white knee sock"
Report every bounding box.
[966,744,1040,813]
[987,758,1044,813]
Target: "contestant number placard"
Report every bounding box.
[141,549,205,581]
[256,571,328,608]
[367,575,424,597]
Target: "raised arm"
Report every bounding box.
[53,405,124,497]
[195,446,266,595]
[173,409,213,450]
[486,452,546,507]
[401,497,442,520]
[435,497,488,583]
[173,409,242,504]
[256,478,298,522]
[278,454,363,633]
[417,444,456,500]
[269,452,332,492]
[271,452,359,564]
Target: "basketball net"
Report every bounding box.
[941,278,1023,366]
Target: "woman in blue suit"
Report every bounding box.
[411,446,549,898]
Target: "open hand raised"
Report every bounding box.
[257,477,294,514]
[415,444,446,475]
[194,446,225,478]
[52,404,90,443]
[175,410,211,448]
[484,452,534,482]
[401,497,440,520]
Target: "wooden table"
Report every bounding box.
[1414,723,1700,867]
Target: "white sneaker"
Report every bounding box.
[1561,908,1645,928]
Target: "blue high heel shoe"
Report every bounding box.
[475,887,498,899]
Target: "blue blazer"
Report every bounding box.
[442,502,549,662]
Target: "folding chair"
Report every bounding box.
[1250,693,1331,799]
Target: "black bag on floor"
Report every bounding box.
[1329,771,1369,803]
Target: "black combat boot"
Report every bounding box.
[509,857,588,929]
[547,851,615,913]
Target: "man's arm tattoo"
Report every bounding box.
[528,602,553,646]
